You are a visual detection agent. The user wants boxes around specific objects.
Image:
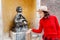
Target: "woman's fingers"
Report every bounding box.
[26,29,32,34]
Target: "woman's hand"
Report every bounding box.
[26,29,32,34]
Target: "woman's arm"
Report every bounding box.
[32,20,43,33]
[54,16,59,31]
[54,16,60,38]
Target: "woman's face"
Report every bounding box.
[38,10,44,18]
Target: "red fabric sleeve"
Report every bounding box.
[54,16,60,38]
[58,27,60,38]
[54,16,59,30]
[32,20,43,33]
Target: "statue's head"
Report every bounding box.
[16,6,22,13]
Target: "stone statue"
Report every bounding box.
[11,6,28,32]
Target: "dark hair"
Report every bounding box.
[42,11,50,18]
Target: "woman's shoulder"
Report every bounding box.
[40,15,57,21]
[50,15,57,19]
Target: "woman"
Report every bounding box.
[28,6,59,40]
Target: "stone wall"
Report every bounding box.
[41,0,60,24]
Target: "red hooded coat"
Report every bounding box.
[32,15,59,38]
